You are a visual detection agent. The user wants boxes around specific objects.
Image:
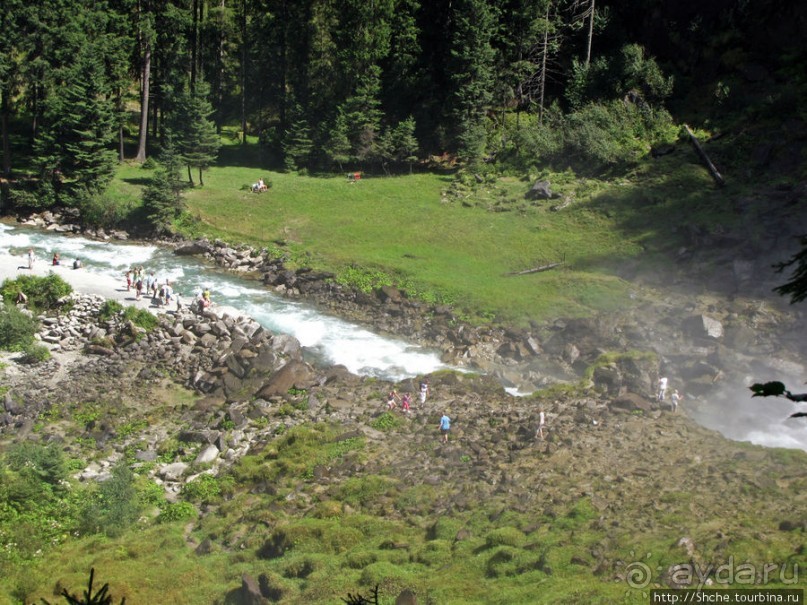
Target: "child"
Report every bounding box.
[401,393,411,414]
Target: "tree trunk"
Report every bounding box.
[240,0,247,144]
[585,0,595,68]
[538,3,550,123]
[685,125,726,187]
[191,0,200,90]
[187,165,193,185]
[1,86,11,177]
[199,167,204,186]
[135,43,152,162]
[117,89,125,162]
[215,0,225,133]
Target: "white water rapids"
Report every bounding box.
[0,223,448,381]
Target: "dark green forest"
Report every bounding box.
[1,0,805,207]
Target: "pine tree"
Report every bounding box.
[390,117,419,173]
[324,110,353,172]
[34,42,117,203]
[446,0,497,166]
[142,137,184,233]
[168,82,221,186]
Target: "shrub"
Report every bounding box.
[80,464,142,537]
[370,412,401,432]
[98,299,124,320]
[5,442,68,488]
[19,343,51,364]
[0,303,37,351]
[121,306,158,331]
[484,527,527,549]
[181,474,227,504]
[1,274,72,310]
[157,501,197,523]
[81,193,135,228]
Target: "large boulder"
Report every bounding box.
[526,180,554,200]
[174,239,212,256]
[684,315,724,339]
[255,360,318,399]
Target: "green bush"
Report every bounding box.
[98,299,124,320]
[122,306,158,331]
[370,412,401,432]
[1,274,72,310]
[181,474,231,504]
[5,442,69,489]
[0,304,37,351]
[19,343,51,364]
[157,501,197,523]
[80,464,142,537]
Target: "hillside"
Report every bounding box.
[0,265,805,603]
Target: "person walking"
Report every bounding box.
[439,413,451,443]
[419,378,430,405]
[401,393,412,415]
[670,389,682,413]
[657,376,668,401]
[535,409,546,440]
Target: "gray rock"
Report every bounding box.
[195,444,220,465]
[526,180,554,200]
[159,462,189,481]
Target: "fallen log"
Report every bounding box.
[685,125,725,187]
[506,261,564,276]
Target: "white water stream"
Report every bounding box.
[0,223,448,381]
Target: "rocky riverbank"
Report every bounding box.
[2,223,807,602]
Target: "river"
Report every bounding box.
[0,223,448,381]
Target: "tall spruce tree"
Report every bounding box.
[34,43,117,204]
[446,0,497,166]
[168,82,221,186]
[142,136,184,233]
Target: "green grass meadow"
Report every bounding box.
[107,135,760,325]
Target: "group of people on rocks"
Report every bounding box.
[124,266,177,307]
[41,249,81,269]
[385,378,454,443]
[386,379,430,415]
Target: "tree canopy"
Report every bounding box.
[0,0,804,205]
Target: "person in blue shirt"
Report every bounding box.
[439,414,451,443]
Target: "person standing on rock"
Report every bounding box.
[535,409,546,440]
[386,390,399,410]
[401,392,412,415]
[670,389,682,413]
[657,376,668,401]
[419,378,430,405]
[439,413,451,443]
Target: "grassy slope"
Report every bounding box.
[112,156,706,325]
[110,117,797,327]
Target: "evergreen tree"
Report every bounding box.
[324,110,353,171]
[34,43,117,203]
[142,137,184,233]
[390,116,419,173]
[282,107,314,172]
[168,82,221,186]
[446,0,497,166]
